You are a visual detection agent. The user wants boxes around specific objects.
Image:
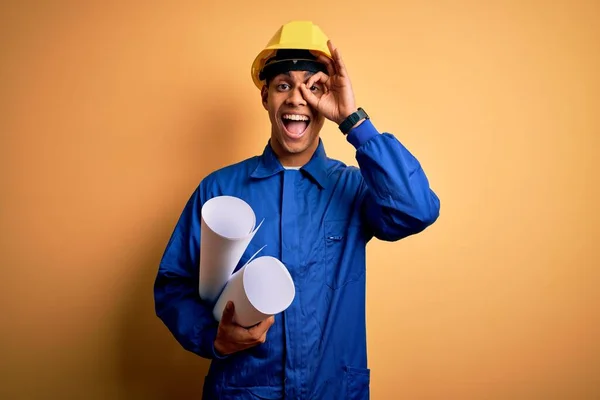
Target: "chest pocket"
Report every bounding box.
[324,220,366,290]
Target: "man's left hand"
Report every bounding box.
[299,40,358,125]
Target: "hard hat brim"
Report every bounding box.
[251,48,331,89]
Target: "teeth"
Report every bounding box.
[283,114,309,121]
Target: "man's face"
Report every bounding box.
[261,70,325,166]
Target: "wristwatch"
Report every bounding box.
[338,108,369,134]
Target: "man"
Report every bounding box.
[154,21,440,399]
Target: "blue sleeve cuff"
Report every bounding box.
[346,119,379,149]
[212,341,229,360]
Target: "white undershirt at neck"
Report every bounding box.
[283,166,302,170]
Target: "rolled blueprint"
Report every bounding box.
[213,256,296,328]
[199,195,263,303]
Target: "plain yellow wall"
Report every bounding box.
[1,1,598,399]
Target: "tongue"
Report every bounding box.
[286,121,308,135]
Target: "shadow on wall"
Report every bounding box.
[116,93,252,399]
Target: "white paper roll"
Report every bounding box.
[213,256,296,328]
[199,196,263,303]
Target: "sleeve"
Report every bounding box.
[153,181,226,359]
[347,119,441,241]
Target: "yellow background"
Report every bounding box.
[1,1,598,399]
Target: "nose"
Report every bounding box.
[285,86,306,107]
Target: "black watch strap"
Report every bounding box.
[339,108,369,134]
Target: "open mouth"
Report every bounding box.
[281,113,311,139]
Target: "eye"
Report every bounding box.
[277,83,291,91]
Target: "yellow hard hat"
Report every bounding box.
[251,21,333,89]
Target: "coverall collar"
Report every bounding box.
[250,139,328,189]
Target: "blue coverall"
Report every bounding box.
[154,120,440,399]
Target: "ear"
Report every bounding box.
[261,85,268,110]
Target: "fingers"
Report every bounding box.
[219,302,254,342]
[222,312,274,343]
[248,315,275,339]
[306,71,330,92]
[327,40,348,78]
[299,83,320,109]
[230,315,274,346]
[265,315,275,328]
[258,332,267,344]
[215,314,275,355]
[317,54,336,77]
[220,301,235,325]
[300,71,331,106]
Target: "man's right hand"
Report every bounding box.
[214,301,275,356]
